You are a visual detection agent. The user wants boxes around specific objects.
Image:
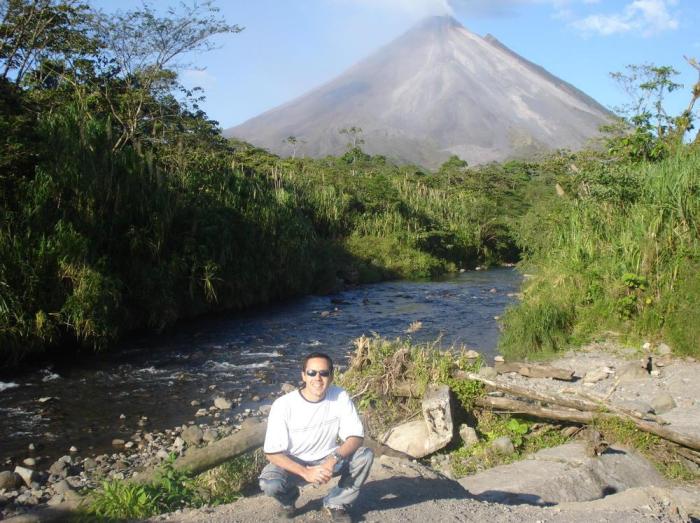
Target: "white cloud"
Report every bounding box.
[572,0,679,37]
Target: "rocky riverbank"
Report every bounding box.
[0,382,299,520]
[2,342,700,522]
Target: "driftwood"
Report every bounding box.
[475,396,599,424]
[454,372,700,452]
[495,362,575,381]
[132,417,268,484]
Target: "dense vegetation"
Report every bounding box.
[500,60,700,358]
[0,1,549,368]
[2,1,698,370]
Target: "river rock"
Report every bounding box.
[203,429,218,443]
[651,393,677,415]
[280,383,296,394]
[52,479,73,495]
[478,366,498,379]
[464,350,480,359]
[491,436,515,455]
[618,362,649,382]
[459,424,479,448]
[156,449,170,460]
[383,385,454,458]
[14,466,35,487]
[172,437,185,452]
[112,439,126,448]
[48,460,69,478]
[190,400,201,406]
[22,458,36,467]
[195,408,208,417]
[459,442,666,506]
[214,397,232,410]
[657,343,672,355]
[494,356,505,363]
[583,367,612,384]
[83,458,97,471]
[0,470,20,490]
[618,400,654,418]
[182,426,204,446]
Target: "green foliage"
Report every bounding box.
[338,336,484,433]
[449,412,568,477]
[502,150,700,358]
[195,449,266,503]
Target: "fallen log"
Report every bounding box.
[132,417,267,484]
[475,396,598,424]
[453,371,598,412]
[495,362,575,381]
[474,394,700,452]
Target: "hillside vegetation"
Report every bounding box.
[0,1,549,368]
[500,59,700,358]
[1,1,698,368]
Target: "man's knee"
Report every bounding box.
[349,446,374,470]
[259,476,285,497]
[259,464,289,497]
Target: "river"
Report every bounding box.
[0,268,520,466]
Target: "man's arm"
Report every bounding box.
[319,435,363,476]
[265,452,333,485]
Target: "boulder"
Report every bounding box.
[214,397,232,410]
[491,436,515,455]
[459,442,666,505]
[48,460,69,478]
[182,426,203,446]
[422,384,454,447]
[0,470,20,490]
[459,424,479,448]
[14,466,35,487]
[383,384,454,458]
[618,362,649,382]
[651,392,677,415]
[478,366,497,379]
[382,420,432,458]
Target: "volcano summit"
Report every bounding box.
[226,16,612,168]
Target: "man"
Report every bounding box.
[259,352,374,522]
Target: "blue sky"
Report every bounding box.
[96,0,700,130]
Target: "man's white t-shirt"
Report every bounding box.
[263,385,364,462]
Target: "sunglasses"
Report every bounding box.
[305,369,331,377]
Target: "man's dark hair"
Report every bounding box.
[302,352,334,374]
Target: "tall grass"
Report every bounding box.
[500,150,700,358]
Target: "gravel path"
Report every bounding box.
[145,456,690,522]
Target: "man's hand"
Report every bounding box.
[303,464,332,485]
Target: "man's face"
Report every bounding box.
[301,357,333,401]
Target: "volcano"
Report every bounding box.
[225,16,611,168]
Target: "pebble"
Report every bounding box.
[22,458,36,467]
[494,356,505,363]
[69,446,78,453]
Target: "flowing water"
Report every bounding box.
[0,268,520,466]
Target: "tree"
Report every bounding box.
[92,1,242,151]
[339,126,364,149]
[0,0,96,85]
[284,135,304,159]
[610,63,682,138]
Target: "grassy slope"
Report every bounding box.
[500,150,700,358]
